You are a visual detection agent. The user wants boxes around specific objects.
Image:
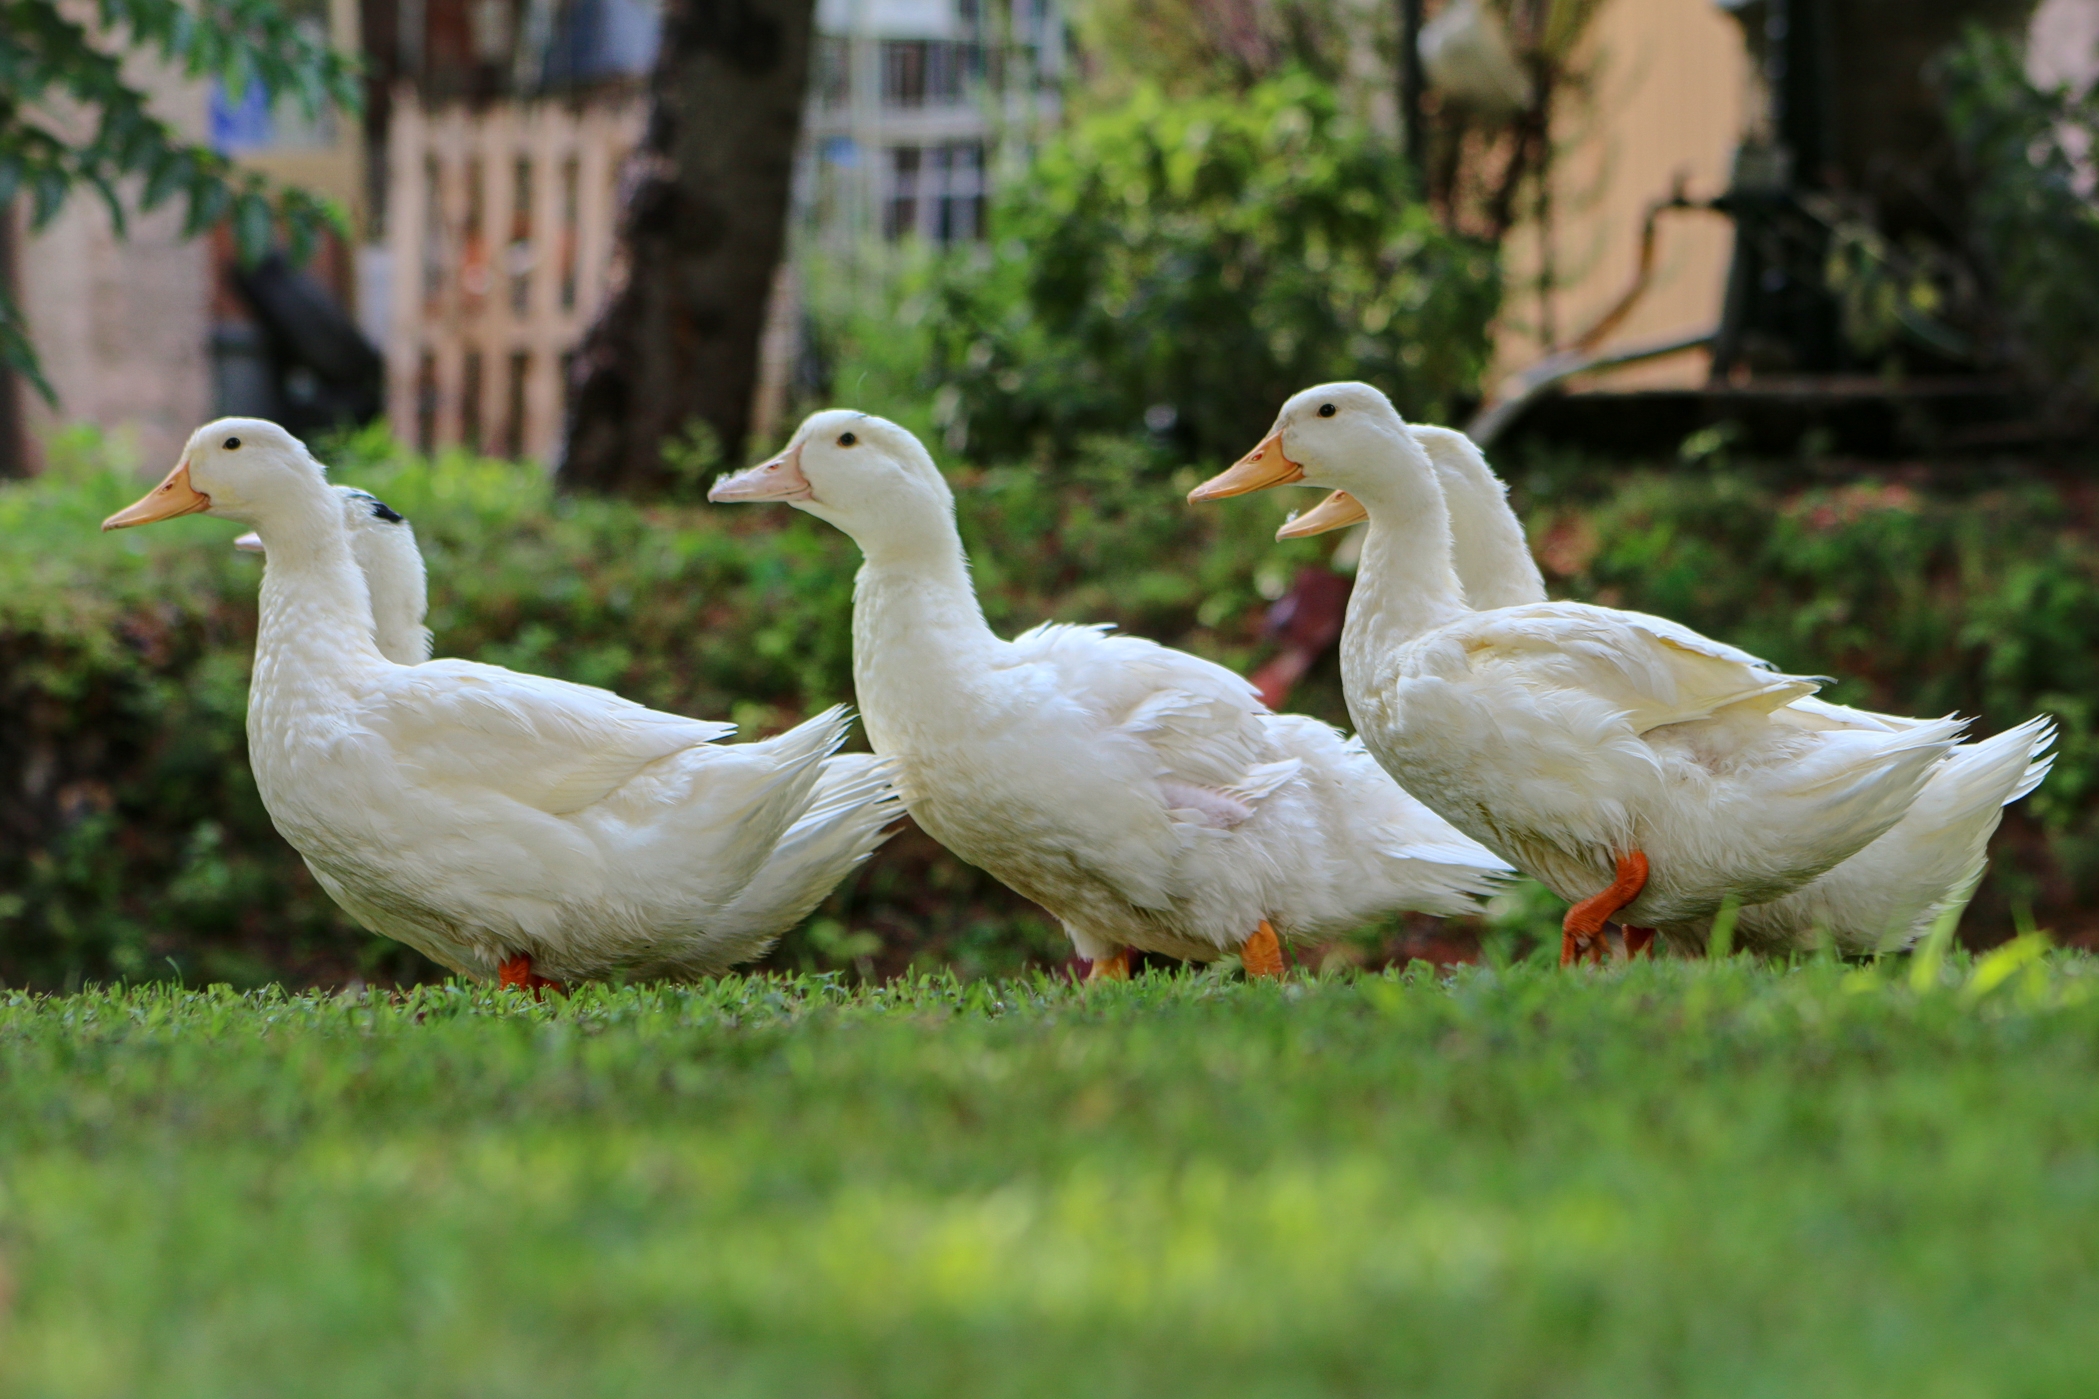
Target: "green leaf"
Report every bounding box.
[183,174,233,238]
[140,148,188,211]
[0,287,58,405]
[233,187,275,264]
[29,166,69,228]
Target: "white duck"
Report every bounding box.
[1192,383,1968,963]
[234,486,432,665]
[708,411,1511,978]
[1405,424,2053,955]
[105,418,901,987]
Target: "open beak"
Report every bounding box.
[1276,490,1368,539]
[708,443,814,504]
[102,457,211,531]
[233,531,264,554]
[1188,430,1303,503]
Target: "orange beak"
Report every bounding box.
[1188,429,1304,502]
[102,457,211,531]
[1276,490,1368,539]
[708,442,814,503]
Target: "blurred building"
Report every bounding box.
[0,0,1058,474]
[1492,0,2099,399]
[4,0,373,474]
[1490,0,1748,391]
[16,0,2081,470]
[372,0,1063,464]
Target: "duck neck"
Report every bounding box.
[251,491,388,703]
[848,509,998,741]
[1341,442,1473,655]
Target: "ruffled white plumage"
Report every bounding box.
[149,418,900,982]
[1412,423,2054,951]
[713,411,1509,966]
[1211,384,1980,934]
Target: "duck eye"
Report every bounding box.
[1317,404,1336,418]
[838,432,857,447]
[223,436,242,449]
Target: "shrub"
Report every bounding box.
[907,72,1500,463]
[1935,27,2099,426]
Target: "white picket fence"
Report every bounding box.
[384,92,644,464]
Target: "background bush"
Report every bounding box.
[808,73,1500,466]
[1935,27,2099,429]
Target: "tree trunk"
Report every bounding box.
[558,0,815,496]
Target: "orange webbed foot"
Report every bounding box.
[1085,949,1131,983]
[1560,851,1650,968]
[1241,920,1286,979]
[497,953,566,999]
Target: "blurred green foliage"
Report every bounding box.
[2,958,2098,1393]
[3,424,2094,988]
[1936,26,2099,424]
[811,74,1500,465]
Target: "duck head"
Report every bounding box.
[1190,382,1418,539]
[103,418,327,533]
[709,410,955,551]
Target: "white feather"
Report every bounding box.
[187,417,900,982]
[731,411,1511,966]
[1254,384,1992,933]
[1417,419,2056,952]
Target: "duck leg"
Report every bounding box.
[1623,927,1657,959]
[1085,950,1131,982]
[497,953,566,997]
[1560,851,1650,967]
[1241,920,1287,979]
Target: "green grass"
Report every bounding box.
[3,954,2097,1396]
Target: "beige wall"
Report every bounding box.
[15,60,214,474]
[11,0,363,475]
[1495,0,1750,390]
[2030,0,2099,89]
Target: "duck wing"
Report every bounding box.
[1010,622,1291,826]
[370,658,734,815]
[1454,602,1821,734]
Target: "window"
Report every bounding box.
[880,40,979,108]
[884,143,987,243]
[884,146,921,240]
[931,143,985,243]
[883,41,926,107]
[504,351,530,459]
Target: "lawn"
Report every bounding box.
[1,951,2095,1397]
